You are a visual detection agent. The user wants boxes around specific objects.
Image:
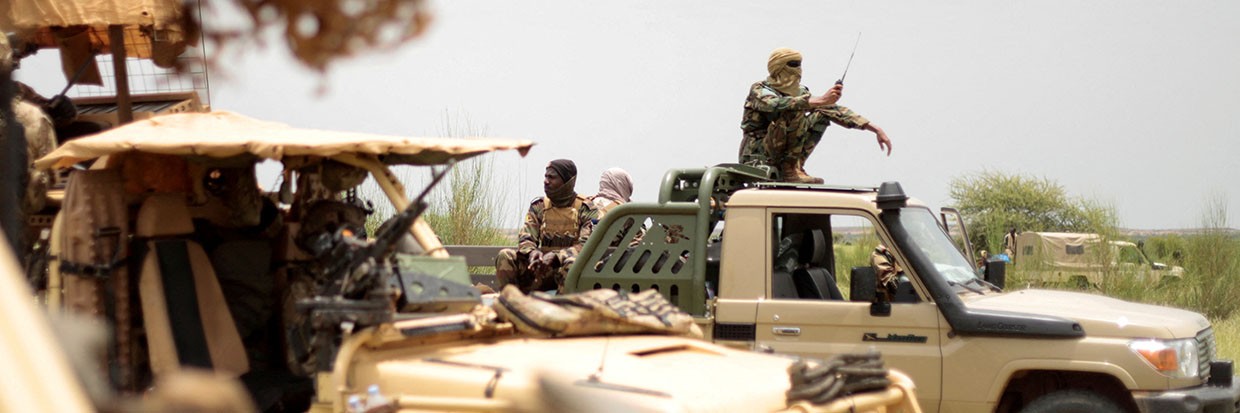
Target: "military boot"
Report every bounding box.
[796,158,824,184]
[780,159,823,184]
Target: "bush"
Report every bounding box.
[949,170,1118,253]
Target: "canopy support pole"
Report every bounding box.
[108,25,133,124]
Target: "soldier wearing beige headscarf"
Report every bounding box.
[739,47,892,184]
[590,167,633,218]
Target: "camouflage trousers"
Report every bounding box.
[738,112,831,169]
[496,248,572,294]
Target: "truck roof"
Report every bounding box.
[726,184,928,212]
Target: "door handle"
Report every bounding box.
[772,326,801,336]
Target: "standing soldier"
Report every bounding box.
[739,47,892,184]
[495,159,597,294]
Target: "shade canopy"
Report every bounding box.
[4,0,192,83]
[35,111,534,169]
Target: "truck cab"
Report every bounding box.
[567,164,1239,413]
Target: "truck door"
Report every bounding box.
[940,207,977,269]
[754,210,946,412]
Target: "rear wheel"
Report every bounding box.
[1020,389,1123,413]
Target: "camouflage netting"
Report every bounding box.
[492,285,703,339]
[210,0,433,71]
[786,352,891,406]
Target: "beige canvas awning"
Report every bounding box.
[3,0,191,84]
[35,111,535,169]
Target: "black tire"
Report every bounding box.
[1020,389,1123,413]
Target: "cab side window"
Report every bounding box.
[770,212,880,301]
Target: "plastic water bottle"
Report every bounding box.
[346,394,365,413]
[366,384,391,410]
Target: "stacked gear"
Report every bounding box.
[492,285,702,338]
[786,352,892,406]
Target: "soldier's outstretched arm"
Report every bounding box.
[863,123,892,156]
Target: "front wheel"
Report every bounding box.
[1021,389,1123,413]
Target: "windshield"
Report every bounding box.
[894,208,979,286]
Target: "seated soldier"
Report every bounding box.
[496,159,597,294]
[589,167,633,219]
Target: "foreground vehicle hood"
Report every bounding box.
[349,335,795,412]
[965,289,1210,339]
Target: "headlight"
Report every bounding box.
[1129,338,1199,378]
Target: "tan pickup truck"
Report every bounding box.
[565,164,1239,413]
[20,113,922,413]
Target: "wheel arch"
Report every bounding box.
[989,362,1139,413]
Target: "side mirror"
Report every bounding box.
[870,298,891,317]
[984,259,1006,290]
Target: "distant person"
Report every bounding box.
[1002,227,1018,258]
[738,47,892,184]
[590,167,633,219]
[495,159,597,294]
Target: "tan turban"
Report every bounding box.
[766,47,803,96]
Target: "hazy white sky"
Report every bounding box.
[17,1,1240,229]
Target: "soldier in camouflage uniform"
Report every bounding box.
[496,159,598,294]
[1,34,57,214]
[739,47,892,184]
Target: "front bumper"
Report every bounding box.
[1133,378,1240,413]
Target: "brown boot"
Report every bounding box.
[796,159,824,184]
[780,159,822,184]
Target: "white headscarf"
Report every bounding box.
[595,167,633,204]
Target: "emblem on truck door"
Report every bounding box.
[862,333,928,343]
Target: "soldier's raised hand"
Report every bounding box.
[809,84,843,107]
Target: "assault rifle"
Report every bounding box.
[318,160,455,299]
[298,161,455,372]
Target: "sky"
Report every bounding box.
[16,0,1240,230]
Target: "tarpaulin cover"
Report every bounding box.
[36,111,534,169]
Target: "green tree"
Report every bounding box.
[948,170,1117,253]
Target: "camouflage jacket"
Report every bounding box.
[517,195,598,263]
[740,81,870,142]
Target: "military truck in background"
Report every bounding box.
[1012,232,1184,287]
[564,164,1239,413]
[24,112,923,413]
